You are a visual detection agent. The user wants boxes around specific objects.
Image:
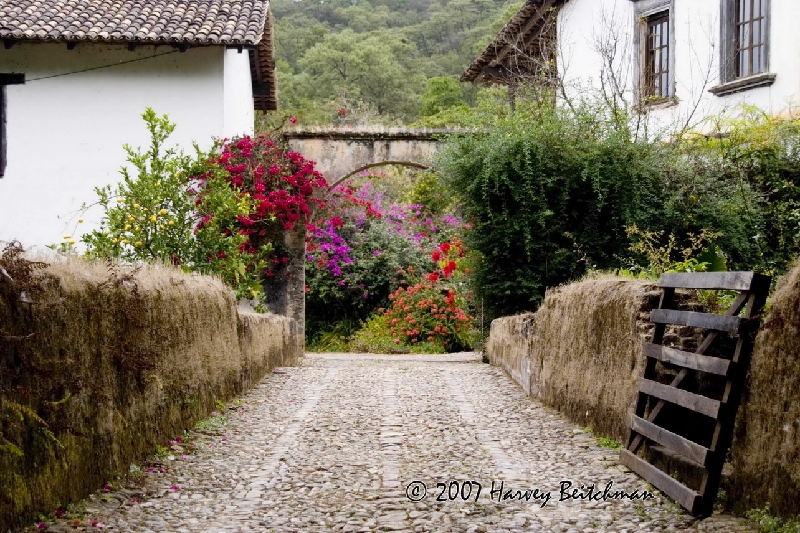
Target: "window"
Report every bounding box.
[711,0,774,96]
[0,73,25,178]
[735,0,767,78]
[634,0,674,105]
[645,12,671,99]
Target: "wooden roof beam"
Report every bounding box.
[492,0,557,65]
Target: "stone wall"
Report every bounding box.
[485,277,661,441]
[0,257,301,530]
[485,272,800,516]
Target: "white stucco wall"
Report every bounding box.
[223,49,255,138]
[0,43,249,249]
[557,0,800,135]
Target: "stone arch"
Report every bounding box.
[326,161,430,190]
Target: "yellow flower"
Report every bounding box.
[159,209,168,215]
[116,198,124,203]
[133,203,140,209]
[123,239,130,244]
[128,214,135,221]
[77,218,84,223]
[112,238,119,244]
[102,230,109,236]
[62,234,71,239]
[135,241,143,247]
[155,182,161,187]
[150,215,157,223]
[135,226,141,231]
[124,224,131,230]
[168,220,175,226]
[68,239,75,245]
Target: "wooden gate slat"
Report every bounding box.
[622,271,769,517]
[643,343,731,376]
[636,378,721,418]
[628,414,710,466]
[620,449,701,512]
[650,309,741,332]
[658,271,758,290]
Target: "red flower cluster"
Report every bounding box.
[194,134,329,258]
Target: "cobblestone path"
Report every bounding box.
[36,353,755,533]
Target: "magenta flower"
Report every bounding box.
[36,522,46,530]
[170,485,180,491]
[102,484,111,492]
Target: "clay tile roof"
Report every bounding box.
[0,0,270,46]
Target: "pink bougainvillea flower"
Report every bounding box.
[170,485,180,491]
[55,510,64,519]
[95,522,105,529]
[102,484,111,492]
[130,498,138,504]
[36,522,46,529]
[221,437,227,442]
[181,455,189,461]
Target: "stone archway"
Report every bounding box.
[283,127,451,185]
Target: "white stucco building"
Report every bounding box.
[463,0,798,134]
[0,0,277,248]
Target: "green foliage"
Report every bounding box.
[403,170,455,216]
[596,436,623,450]
[270,0,519,123]
[293,29,425,119]
[688,107,800,276]
[747,505,800,533]
[81,109,274,307]
[437,101,761,318]
[82,108,214,263]
[420,76,466,117]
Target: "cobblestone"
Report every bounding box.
[27,353,755,532]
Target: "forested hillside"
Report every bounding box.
[270,0,521,124]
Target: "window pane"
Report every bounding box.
[752,46,760,73]
[739,0,745,21]
[740,48,749,76]
[744,0,751,20]
[662,73,669,96]
[753,0,761,19]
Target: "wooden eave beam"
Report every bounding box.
[492,0,557,65]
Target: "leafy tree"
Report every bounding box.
[420,76,466,117]
[298,29,424,118]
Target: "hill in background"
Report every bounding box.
[270,0,521,124]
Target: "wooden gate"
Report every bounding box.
[620,272,770,516]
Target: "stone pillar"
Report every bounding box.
[263,227,306,352]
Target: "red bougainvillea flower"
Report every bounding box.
[431,250,441,261]
[289,117,298,124]
[443,260,457,278]
[338,108,347,116]
[427,272,439,282]
[440,242,451,254]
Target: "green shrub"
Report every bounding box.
[437,102,763,318]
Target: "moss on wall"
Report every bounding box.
[0,255,300,530]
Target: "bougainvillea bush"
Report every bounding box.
[350,240,476,353]
[84,109,327,309]
[306,179,476,352]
